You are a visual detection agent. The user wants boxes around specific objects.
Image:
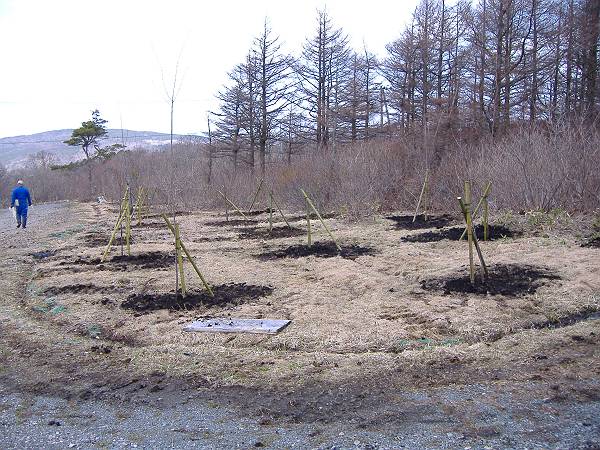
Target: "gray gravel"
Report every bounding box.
[1,202,599,449]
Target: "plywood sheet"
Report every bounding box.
[183,318,291,334]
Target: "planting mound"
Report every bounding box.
[287,212,339,222]
[402,224,519,243]
[387,214,455,230]
[132,222,168,229]
[582,236,600,248]
[258,241,376,260]
[192,236,234,243]
[30,250,56,260]
[59,252,174,270]
[205,219,256,227]
[244,209,276,217]
[121,283,273,312]
[83,232,133,247]
[420,263,560,296]
[238,226,305,240]
[44,284,123,295]
[146,211,193,219]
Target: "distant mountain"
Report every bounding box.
[0,129,205,169]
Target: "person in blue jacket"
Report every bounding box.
[11,180,32,229]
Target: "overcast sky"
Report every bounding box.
[0,0,421,139]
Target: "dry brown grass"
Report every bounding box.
[20,202,600,389]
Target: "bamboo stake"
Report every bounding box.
[270,193,291,229]
[102,207,126,262]
[268,191,273,232]
[136,187,144,226]
[248,178,264,212]
[306,197,312,247]
[463,182,475,284]
[459,181,492,240]
[217,190,249,220]
[483,195,489,242]
[125,198,131,256]
[119,185,129,256]
[162,215,214,296]
[301,189,342,251]
[424,174,429,221]
[120,199,124,256]
[412,171,429,222]
[458,197,489,278]
[175,223,186,296]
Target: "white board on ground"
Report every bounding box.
[183,318,291,334]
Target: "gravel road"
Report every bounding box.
[0,202,599,449]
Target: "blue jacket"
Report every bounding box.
[11,186,32,213]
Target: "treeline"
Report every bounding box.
[209,0,600,174]
[2,0,599,215]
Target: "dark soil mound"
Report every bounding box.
[205,219,256,227]
[286,212,339,222]
[132,222,168,229]
[258,241,376,260]
[59,252,173,270]
[44,284,123,295]
[121,283,273,312]
[192,236,234,243]
[402,224,519,243]
[146,211,193,219]
[31,250,56,260]
[420,263,560,296]
[238,226,305,240]
[84,232,133,247]
[387,214,456,230]
[582,235,600,248]
[244,209,276,217]
[109,252,173,269]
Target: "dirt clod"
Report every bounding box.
[420,263,560,296]
[387,214,456,230]
[258,241,376,260]
[403,224,519,243]
[121,283,274,312]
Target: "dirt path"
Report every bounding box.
[0,202,599,449]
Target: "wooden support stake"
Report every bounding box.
[413,171,429,223]
[125,198,131,256]
[217,190,248,220]
[175,223,186,297]
[248,178,264,212]
[306,197,312,247]
[270,193,291,229]
[136,187,144,226]
[458,197,489,279]
[424,174,429,221]
[268,191,273,233]
[162,215,214,296]
[460,181,492,240]
[463,182,475,285]
[102,207,126,262]
[301,189,342,251]
[483,195,489,242]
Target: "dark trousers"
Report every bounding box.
[16,209,27,227]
